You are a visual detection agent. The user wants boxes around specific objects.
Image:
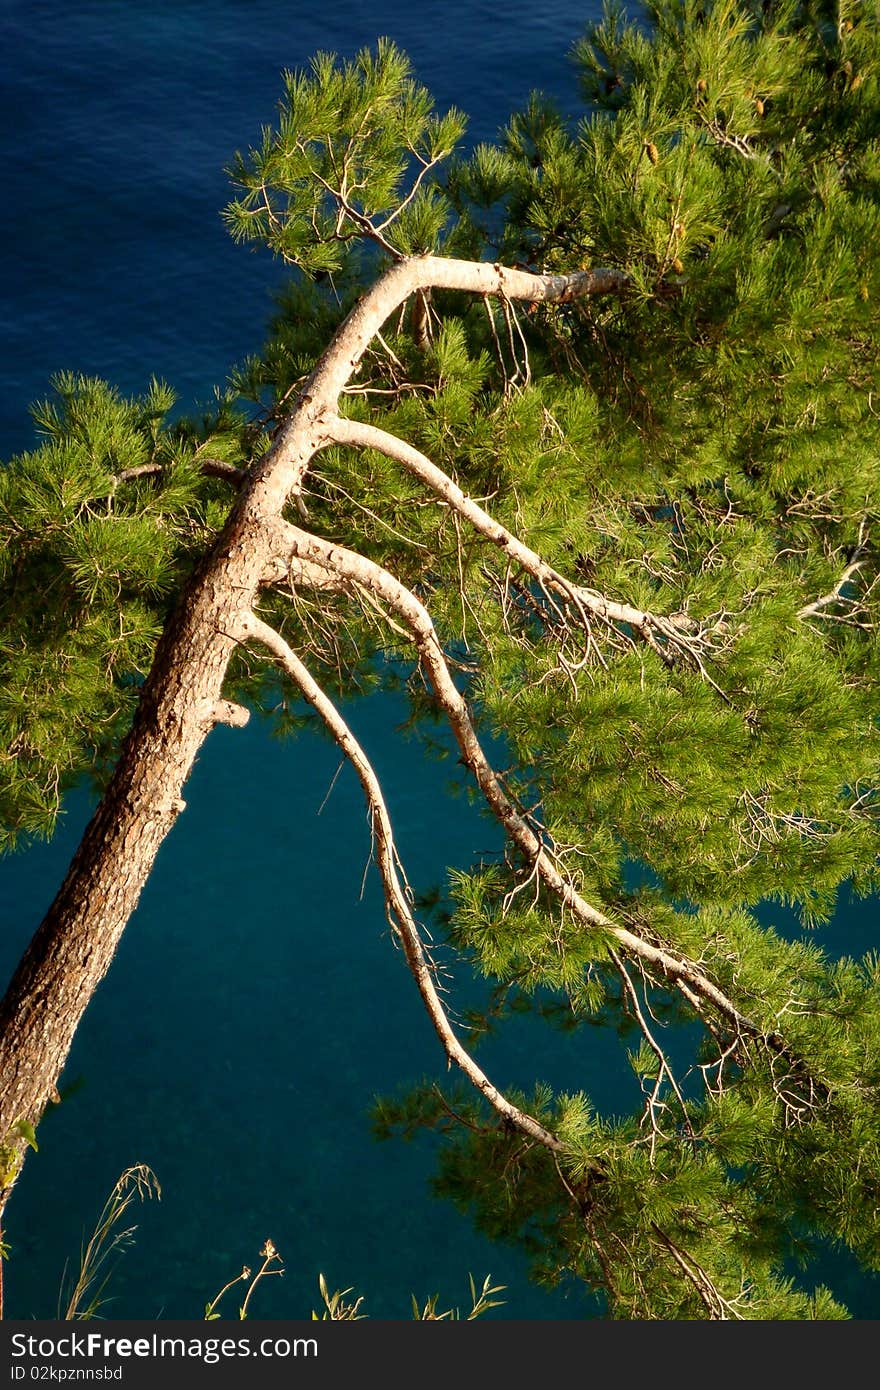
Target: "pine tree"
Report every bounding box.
[2,4,880,1318]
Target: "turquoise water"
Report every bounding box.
[0,700,622,1319]
[1,0,878,1320]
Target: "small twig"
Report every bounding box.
[797,559,866,619]
[239,1241,284,1320]
[205,1266,251,1320]
[651,1225,743,1319]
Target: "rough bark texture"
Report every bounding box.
[0,420,314,1202]
[0,522,269,1169]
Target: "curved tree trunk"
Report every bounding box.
[0,518,267,1193]
[0,411,321,1211]
[0,256,631,1213]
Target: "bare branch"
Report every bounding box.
[197,698,250,729]
[797,560,867,619]
[326,416,724,673]
[372,152,448,233]
[269,518,777,1045]
[259,550,345,593]
[242,255,632,525]
[116,458,247,486]
[650,1224,745,1319]
[297,156,402,260]
[696,111,760,163]
[609,946,693,1162]
[238,609,565,1154]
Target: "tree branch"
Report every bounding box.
[116,458,246,487]
[238,609,565,1154]
[269,518,777,1046]
[326,414,716,667]
[797,560,866,620]
[609,946,693,1161]
[650,1224,744,1319]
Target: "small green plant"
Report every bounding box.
[204,1240,284,1320]
[313,1272,366,1321]
[0,1119,38,1192]
[411,1273,507,1321]
[313,1271,505,1320]
[59,1163,160,1319]
[206,1253,505,1321]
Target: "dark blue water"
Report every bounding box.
[1,0,587,443]
[1,0,877,1322]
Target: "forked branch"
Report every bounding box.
[327,414,720,669]
[269,518,780,1048]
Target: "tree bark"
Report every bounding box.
[0,523,268,1187]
